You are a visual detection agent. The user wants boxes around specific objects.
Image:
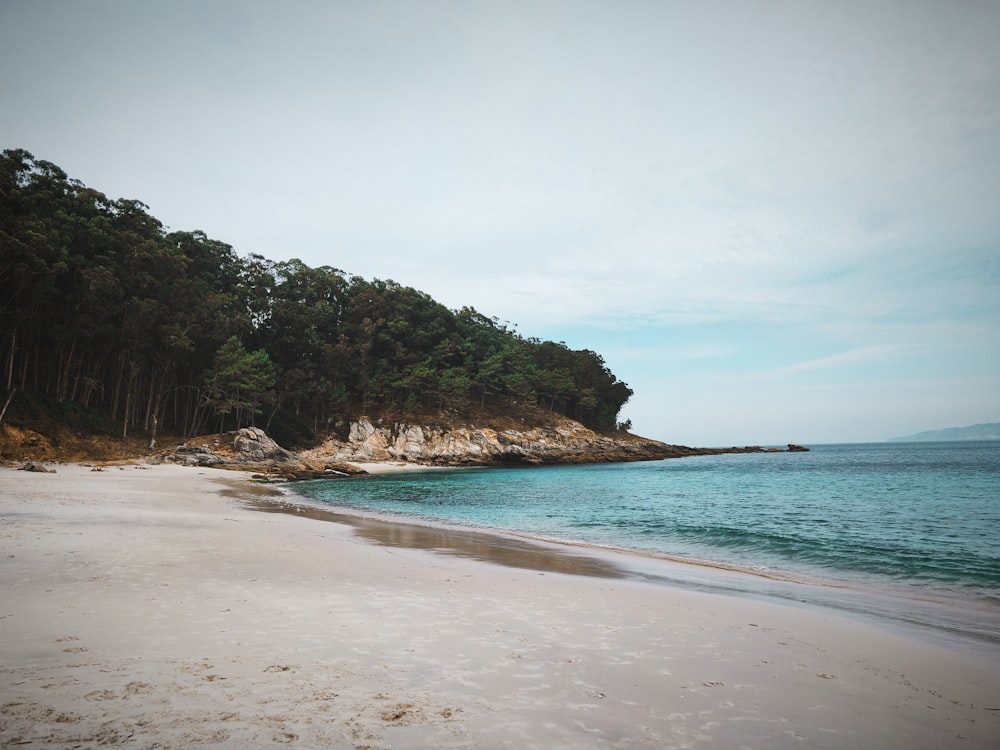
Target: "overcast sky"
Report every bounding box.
[3,0,998,445]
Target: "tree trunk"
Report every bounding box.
[5,327,15,391]
[110,356,123,421]
[122,363,138,441]
[20,350,29,392]
[144,373,157,431]
[57,337,77,401]
[0,386,17,427]
[122,380,131,441]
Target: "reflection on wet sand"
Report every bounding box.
[240,497,625,579]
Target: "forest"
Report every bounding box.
[0,149,633,447]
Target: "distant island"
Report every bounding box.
[889,423,1000,442]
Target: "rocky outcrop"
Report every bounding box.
[300,417,702,467]
[4,417,806,473]
[162,423,809,476]
[164,428,366,479]
[725,444,810,453]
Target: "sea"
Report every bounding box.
[284,440,1000,652]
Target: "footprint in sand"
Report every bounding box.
[123,681,154,696]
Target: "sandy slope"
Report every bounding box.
[1,463,997,748]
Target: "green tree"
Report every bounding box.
[203,336,276,431]
[0,150,637,440]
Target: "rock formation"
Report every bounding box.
[165,428,365,479]
[300,417,708,467]
[159,420,808,477]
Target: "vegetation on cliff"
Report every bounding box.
[0,149,633,448]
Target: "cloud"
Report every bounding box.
[763,345,916,378]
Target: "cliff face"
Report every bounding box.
[300,417,697,466]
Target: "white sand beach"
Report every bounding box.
[1,463,998,748]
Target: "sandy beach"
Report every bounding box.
[1,463,998,749]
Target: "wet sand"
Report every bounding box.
[2,463,998,748]
[241,495,628,579]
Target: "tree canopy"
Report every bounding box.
[0,149,633,444]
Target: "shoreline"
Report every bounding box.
[257,480,1000,658]
[2,463,999,748]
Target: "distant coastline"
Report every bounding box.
[889,422,1000,442]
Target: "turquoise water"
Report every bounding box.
[289,441,1000,646]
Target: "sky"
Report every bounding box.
[2,0,998,446]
